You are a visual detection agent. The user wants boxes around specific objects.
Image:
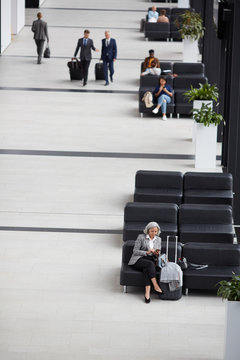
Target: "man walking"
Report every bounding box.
[101,31,117,86]
[74,29,99,86]
[31,12,49,64]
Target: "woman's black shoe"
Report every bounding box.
[145,296,151,303]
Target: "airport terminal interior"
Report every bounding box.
[0,0,238,359]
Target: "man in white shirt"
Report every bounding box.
[148,6,159,23]
[101,31,117,86]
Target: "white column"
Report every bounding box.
[178,0,190,8]
[11,0,25,35]
[1,0,11,53]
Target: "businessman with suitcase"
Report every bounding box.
[101,31,117,86]
[74,29,99,86]
[31,12,49,64]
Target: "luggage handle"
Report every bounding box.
[166,235,178,264]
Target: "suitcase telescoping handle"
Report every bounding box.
[166,236,178,264]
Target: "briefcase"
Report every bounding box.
[95,61,105,80]
[67,59,82,80]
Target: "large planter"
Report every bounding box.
[178,0,190,8]
[192,100,213,142]
[183,37,199,62]
[195,122,217,168]
[224,301,240,360]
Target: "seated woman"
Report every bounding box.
[128,222,162,303]
[152,76,173,121]
[157,9,169,23]
[141,60,161,76]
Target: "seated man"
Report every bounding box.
[148,6,159,23]
[141,60,161,76]
[157,9,169,23]
[143,49,160,71]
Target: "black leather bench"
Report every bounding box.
[134,170,183,205]
[179,204,235,244]
[182,242,240,293]
[123,202,178,242]
[183,172,233,206]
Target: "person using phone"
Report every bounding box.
[128,222,162,303]
[152,76,173,121]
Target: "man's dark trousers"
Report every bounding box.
[81,59,90,84]
[35,39,45,63]
[103,56,114,83]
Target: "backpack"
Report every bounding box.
[142,91,153,108]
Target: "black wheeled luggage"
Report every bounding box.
[67,59,82,80]
[159,236,183,301]
[95,61,105,80]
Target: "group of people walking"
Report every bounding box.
[31,13,117,86]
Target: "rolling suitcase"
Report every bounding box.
[67,59,82,80]
[158,236,183,301]
[95,61,105,80]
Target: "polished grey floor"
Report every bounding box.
[0,1,224,359]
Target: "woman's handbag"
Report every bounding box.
[178,257,188,270]
[44,45,50,58]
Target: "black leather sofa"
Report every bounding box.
[173,63,205,78]
[183,172,233,206]
[120,239,182,292]
[179,204,235,244]
[134,170,183,205]
[173,76,207,117]
[144,22,170,41]
[182,242,240,293]
[123,202,178,242]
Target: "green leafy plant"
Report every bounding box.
[193,103,224,127]
[217,274,240,301]
[184,83,219,103]
[175,10,205,41]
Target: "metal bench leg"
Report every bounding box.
[177,113,180,119]
[184,288,189,296]
[123,286,127,293]
[140,113,143,118]
[170,113,173,119]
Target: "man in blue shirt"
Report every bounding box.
[148,6,159,22]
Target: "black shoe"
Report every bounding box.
[83,82,87,86]
[145,296,151,304]
[104,82,109,86]
[110,75,113,82]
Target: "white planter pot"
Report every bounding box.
[195,123,217,169]
[178,0,190,8]
[183,37,199,63]
[192,100,213,142]
[224,301,240,360]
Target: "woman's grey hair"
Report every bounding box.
[143,222,161,235]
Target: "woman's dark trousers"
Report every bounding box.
[132,256,157,286]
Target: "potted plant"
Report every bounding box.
[175,11,205,62]
[217,275,240,360]
[185,82,219,141]
[192,103,224,168]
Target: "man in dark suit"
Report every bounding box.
[31,12,49,64]
[74,29,99,86]
[101,31,117,86]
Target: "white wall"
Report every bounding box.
[1,0,11,53]
[11,0,25,35]
[39,0,45,5]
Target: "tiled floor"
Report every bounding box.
[0,1,225,359]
